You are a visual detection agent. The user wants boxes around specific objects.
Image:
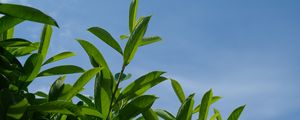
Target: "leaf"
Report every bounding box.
[0,15,23,33]
[193,96,222,113]
[129,0,138,33]
[88,27,123,54]
[117,95,157,120]
[120,34,129,40]
[10,42,39,57]
[139,36,162,47]
[210,113,220,120]
[6,98,30,119]
[114,73,131,81]
[123,16,151,66]
[38,24,52,60]
[81,107,103,118]
[48,76,66,101]
[176,94,195,120]
[155,109,176,120]
[214,109,222,120]
[119,71,167,100]
[0,3,58,27]
[34,91,48,98]
[198,89,213,120]
[0,38,31,47]
[171,79,185,103]
[59,67,102,101]
[43,51,76,65]
[37,65,84,77]
[76,94,95,108]
[23,53,43,82]
[142,108,159,120]
[227,105,245,120]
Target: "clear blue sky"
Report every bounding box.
[5,0,300,119]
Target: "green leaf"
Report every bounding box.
[214,109,222,120]
[76,94,95,108]
[193,96,222,113]
[34,91,48,98]
[129,0,138,33]
[139,36,162,47]
[120,34,129,40]
[6,98,29,119]
[48,76,66,101]
[81,107,103,118]
[37,65,84,77]
[114,73,132,82]
[176,94,195,120]
[227,105,245,120]
[0,3,58,27]
[155,109,176,120]
[142,108,159,120]
[123,16,151,66]
[23,53,43,82]
[210,113,220,120]
[0,38,31,47]
[43,51,76,65]
[59,67,102,101]
[0,15,23,33]
[198,89,213,120]
[38,24,52,60]
[120,71,167,100]
[171,79,185,103]
[117,95,157,120]
[88,27,123,54]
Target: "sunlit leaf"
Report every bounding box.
[0,15,23,33]
[48,76,66,101]
[193,96,222,113]
[37,65,84,77]
[139,36,162,47]
[142,108,159,120]
[0,3,58,27]
[43,51,75,65]
[198,89,213,120]
[120,34,129,40]
[176,94,195,120]
[76,94,94,108]
[129,0,138,33]
[10,42,39,57]
[171,79,185,103]
[38,25,52,60]
[155,109,176,120]
[214,108,222,120]
[227,105,245,120]
[6,98,29,119]
[23,53,43,82]
[210,113,220,120]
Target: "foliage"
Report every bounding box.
[0,1,245,120]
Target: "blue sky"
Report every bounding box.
[4,0,300,119]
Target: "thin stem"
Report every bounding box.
[106,65,126,120]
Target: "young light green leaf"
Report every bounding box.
[193,96,222,113]
[123,16,151,66]
[155,109,176,120]
[43,51,76,65]
[23,53,43,82]
[0,38,31,47]
[48,76,66,101]
[199,89,213,120]
[142,108,159,120]
[88,27,123,54]
[120,34,129,40]
[6,98,29,119]
[37,65,84,77]
[176,94,195,120]
[129,0,138,33]
[210,113,220,120]
[0,15,24,33]
[38,25,52,60]
[139,36,162,47]
[76,94,95,108]
[0,3,58,27]
[227,105,246,120]
[119,71,167,100]
[214,108,222,120]
[117,95,157,120]
[171,79,185,103]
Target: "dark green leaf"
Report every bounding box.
[48,76,66,101]
[142,108,159,120]
[171,79,185,103]
[43,51,76,65]
[88,27,123,54]
[23,53,43,82]
[155,109,176,120]
[0,38,31,47]
[139,36,162,47]
[117,95,157,120]
[0,3,58,27]
[6,98,29,119]
[34,91,48,98]
[199,89,213,120]
[176,94,195,120]
[129,0,138,33]
[0,15,23,33]
[123,16,151,66]
[37,65,84,77]
[227,105,245,120]
[10,42,39,57]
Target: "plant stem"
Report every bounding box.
[106,65,126,120]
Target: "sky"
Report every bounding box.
[3,0,300,119]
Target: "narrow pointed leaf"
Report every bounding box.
[120,34,129,40]
[199,89,213,120]
[142,108,159,120]
[120,71,167,100]
[214,109,222,120]
[117,95,157,120]
[155,109,176,120]
[193,96,222,113]
[34,91,48,98]
[10,42,39,57]
[43,51,75,65]
[0,3,58,27]
[48,76,66,101]
[37,65,84,77]
[23,53,43,82]
[129,0,138,33]
[171,79,185,103]
[88,27,123,54]
[0,38,31,47]
[227,105,245,120]
[38,25,52,60]
[76,94,95,107]
[123,16,151,66]
[210,113,220,120]
[0,15,23,33]
[6,98,29,119]
[139,36,162,47]
[176,94,195,120]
